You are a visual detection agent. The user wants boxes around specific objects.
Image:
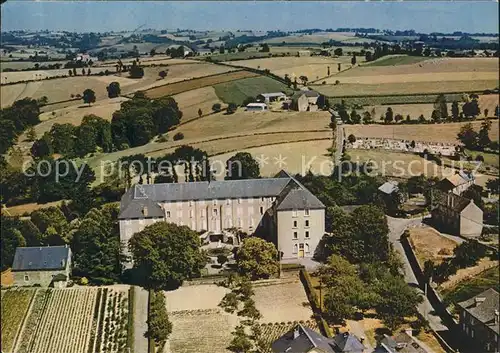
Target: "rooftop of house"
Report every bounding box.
[379,332,427,353]
[292,90,320,99]
[119,170,325,219]
[258,92,287,98]
[272,324,364,353]
[246,102,268,108]
[438,171,474,191]
[457,288,499,335]
[12,246,71,272]
[438,192,475,213]
[378,181,399,195]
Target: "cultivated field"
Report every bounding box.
[165,284,238,353]
[262,32,380,44]
[314,80,498,97]
[364,95,499,119]
[253,280,313,323]
[1,66,115,84]
[144,70,259,98]
[344,121,499,143]
[214,76,292,105]
[408,227,458,266]
[15,287,132,353]
[1,289,35,353]
[363,55,431,66]
[210,140,334,179]
[225,56,353,81]
[174,86,226,123]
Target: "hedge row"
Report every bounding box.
[299,269,332,338]
[127,286,135,353]
[147,290,156,353]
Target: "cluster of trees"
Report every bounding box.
[166,46,187,58]
[0,98,41,154]
[1,203,122,285]
[32,114,112,158]
[68,67,92,76]
[317,254,422,330]
[111,93,182,149]
[235,238,279,280]
[457,120,498,151]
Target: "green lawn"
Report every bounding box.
[465,149,499,168]
[441,266,500,306]
[1,289,35,352]
[213,76,292,105]
[363,55,431,67]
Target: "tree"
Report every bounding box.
[26,126,37,142]
[351,205,390,263]
[350,109,361,124]
[485,178,499,194]
[423,260,434,284]
[129,222,206,289]
[347,134,356,143]
[198,108,202,118]
[229,325,253,353]
[49,123,76,155]
[129,61,144,78]
[1,226,26,271]
[394,114,403,123]
[432,94,448,122]
[158,70,167,79]
[362,111,372,124]
[457,123,478,149]
[106,82,121,98]
[150,48,156,56]
[82,89,96,106]
[227,103,238,114]
[31,132,53,158]
[418,114,426,123]
[72,67,77,76]
[146,291,173,345]
[351,55,356,65]
[217,254,228,267]
[477,119,492,150]
[451,101,460,120]
[484,109,489,118]
[299,75,308,85]
[236,238,278,280]
[385,107,394,123]
[334,48,343,56]
[68,69,73,76]
[225,152,260,180]
[71,205,122,282]
[212,103,222,112]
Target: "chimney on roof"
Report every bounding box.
[474,297,486,307]
[293,327,300,340]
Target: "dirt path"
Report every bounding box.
[133,287,149,353]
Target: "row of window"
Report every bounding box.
[293,220,309,228]
[293,231,310,239]
[184,197,274,207]
[292,209,310,217]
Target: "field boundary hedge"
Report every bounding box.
[299,269,332,338]
[127,286,135,353]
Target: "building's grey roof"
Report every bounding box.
[272,324,336,353]
[438,193,474,213]
[458,288,499,334]
[276,188,325,211]
[292,90,320,99]
[332,333,365,353]
[378,181,399,195]
[12,246,70,272]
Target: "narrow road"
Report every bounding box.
[386,216,449,332]
[133,287,149,353]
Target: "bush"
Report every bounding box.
[212,103,222,112]
[157,135,168,143]
[80,277,89,285]
[475,154,484,162]
[173,132,184,141]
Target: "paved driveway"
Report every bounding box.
[133,286,149,353]
[387,216,449,332]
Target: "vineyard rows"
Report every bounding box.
[0,288,35,353]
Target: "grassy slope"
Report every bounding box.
[213,76,292,105]
[441,266,500,305]
[364,55,431,67]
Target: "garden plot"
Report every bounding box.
[173,86,226,123]
[165,284,238,353]
[1,289,36,353]
[253,280,313,323]
[408,227,458,266]
[24,288,98,353]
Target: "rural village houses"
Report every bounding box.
[119,170,325,267]
[436,170,475,195]
[457,288,499,352]
[11,245,72,288]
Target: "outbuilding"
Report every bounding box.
[245,102,268,111]
[12,245,72,287]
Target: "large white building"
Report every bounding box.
[118,171,325,263]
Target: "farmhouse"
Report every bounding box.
[246,102,268,111]
[12,245,72,287]
[431,192,483,237]
[272,324,364,353]
[257,92,288,103]
[377,331,430,353]
[118,170,325,266]
[436,170,475,195]
[288,90,320,112]
[456,288,499,352]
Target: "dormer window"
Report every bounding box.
[166,211,171,218]
[304,209,310,216]
[292,209,297,217]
